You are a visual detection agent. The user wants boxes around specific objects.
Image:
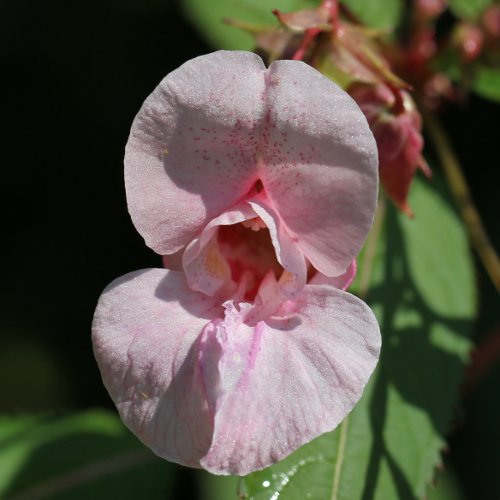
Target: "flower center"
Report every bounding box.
[217,221,283,301]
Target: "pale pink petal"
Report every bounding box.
[260,59,378,277]
[183,229,231,296]
[309,259,357,290]
[182,203,257,295]
[126,52,377,268]
[125,51,266,255]
[249,196,307,297]
[201,283,381,475]
[92,268,223,468]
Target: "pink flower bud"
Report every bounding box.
[483,5,500,39]
[453,23,485,61]
[349,83,431,215]
[415,0,447,20]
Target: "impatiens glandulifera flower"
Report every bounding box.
[92,51,381,475]
[349,82,431,216]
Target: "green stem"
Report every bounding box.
[331,416,349,500]
[236,476,247,499]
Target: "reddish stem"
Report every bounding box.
[292,28,322,60]
[387,84,406,114]
[323,0,339,31]
[291,0,339,61]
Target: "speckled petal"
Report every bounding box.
[201,283,381,475]
[92,268,223,468]
[126,52,377,270]
[125,51,266,255]
[260,59,378,277]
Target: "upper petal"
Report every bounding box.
[260,59,378,277]
[125,51,266,254]
[126,52,378,266]
[201,283,381,475]
[92,268,223,468]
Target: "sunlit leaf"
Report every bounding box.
[0,410,175,499]
[243,175,475,499]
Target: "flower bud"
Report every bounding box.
[452,22,484,61]
[349,83,431,215]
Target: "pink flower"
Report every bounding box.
[92,51,381,475]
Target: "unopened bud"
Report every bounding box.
[349,84,431,215]
[416,0,447,20]
[453,23,484,61]
[483,5,500,39]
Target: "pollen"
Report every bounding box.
[205,240,229,278]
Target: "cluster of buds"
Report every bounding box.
[394,0,500,106]
[228,0,429,214]
[451,4,500,62]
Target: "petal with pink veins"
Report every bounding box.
[92,269,223,468]
[93,269,380,475]
[201,282,380,475]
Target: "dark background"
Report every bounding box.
[1,0,499,498]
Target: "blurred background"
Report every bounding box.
[1,0,499,498]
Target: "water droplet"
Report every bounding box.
[262,480,270,488]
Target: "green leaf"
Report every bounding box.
[183,0,403,51]
[342,0,403,29]
[0,410,176,499]
[243,175,475,500]
[471,66,500,103]
[447,0,493,19]
[183,0,317,50]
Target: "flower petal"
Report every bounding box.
[182,203,257,296]
[201,283,381,475]
[126,52,377,267]
[309,259,357,290]
[260,59,378,277]
[92,268,223,468]
[249,196,307,297]
[125,51,266,254]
